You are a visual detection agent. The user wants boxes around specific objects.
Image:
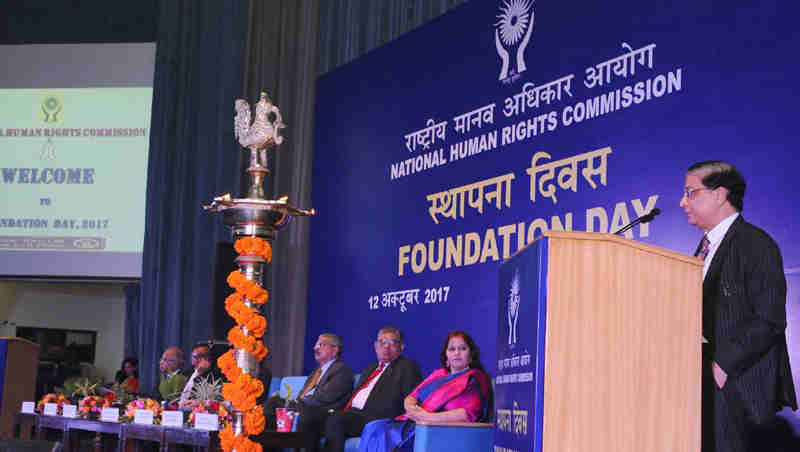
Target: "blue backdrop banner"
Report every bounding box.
[308,0,800,438]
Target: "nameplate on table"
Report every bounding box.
[194,413,219,431]
[161,410,184,427]
[134,409,154,425]
[21,402,35,414]
[101,407,120,422]
[43,403,58,416]
[62,404,78,418]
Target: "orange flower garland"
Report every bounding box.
[218,350,243,381]
[222,374,263,411]
[219,424,237,451]
[234,237,272,262]
[220,424,262,452]
[218,236,272,452]
[244,407,266,435]
[227,272,269,305]
[227,326,268,360]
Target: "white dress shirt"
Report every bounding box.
[702,213,739,280]
[349,362,389,410]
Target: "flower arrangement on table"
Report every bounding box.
[60,376,102,400]
[182,375,232,428]
[218,236,271,452]
[123,398,162,423]
[78,395,111,418]
[37,393,69,414]
[108,381,136,408]
[189,400,232,427]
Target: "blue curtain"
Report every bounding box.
[134,0,250,394]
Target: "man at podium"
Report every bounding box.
[680,160,797,452]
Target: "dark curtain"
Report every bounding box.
[128,0,464,386]
[0,0,157,44]
[122,283,140,359]
[135,0,250,394]
[241,0,320,377]
[317,0,466,74]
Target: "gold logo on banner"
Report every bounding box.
[41,95,63,123]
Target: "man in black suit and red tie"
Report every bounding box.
[680,160,797,452]
[262,333,353,452]
[323,326,423,452]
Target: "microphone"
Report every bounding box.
[206,339,231,348]
[613,208,661,236]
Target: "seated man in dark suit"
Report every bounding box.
[263,333,354,452]
[179,344,224,408]
[323,326,423,452]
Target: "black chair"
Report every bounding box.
[0,440,62,452]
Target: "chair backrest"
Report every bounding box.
[278,376,308,399]
[0,440,62,452]
[267,377,282,398]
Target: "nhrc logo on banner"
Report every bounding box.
[507,268,521,346]
[495,0,535,83]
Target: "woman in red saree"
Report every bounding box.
[114,357,139,393]
[358,331,491,452]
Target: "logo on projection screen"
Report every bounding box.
[494,0,535,83]
[507,269,521,346]
[41,94,63,124]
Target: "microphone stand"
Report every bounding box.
[613,208,661,236]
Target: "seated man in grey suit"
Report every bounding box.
[323,326,423,452]
[263,333,353,452]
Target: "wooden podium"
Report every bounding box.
[494,231,702,452]
[0,337,40,438]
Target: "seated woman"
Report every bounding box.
[114,357,139,394]
[358,330,490,452]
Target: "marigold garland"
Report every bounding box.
[220,424,263,452]
[217,349,244,381]
[244,315,267,337]
[243,407,266,435]
[222,374,263,412]
[227,327,268,360]
[220,236,273,452]
[219,424,238,451]
[227,271,269,305]
[234,237,272,262]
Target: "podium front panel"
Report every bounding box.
[495,238,548,452]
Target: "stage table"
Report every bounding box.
[14,413,314,452]
[66,417,122,452]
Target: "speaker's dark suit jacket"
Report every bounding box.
[355,355,423,419]
[700,216,797,450]
[300,359,354,410]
